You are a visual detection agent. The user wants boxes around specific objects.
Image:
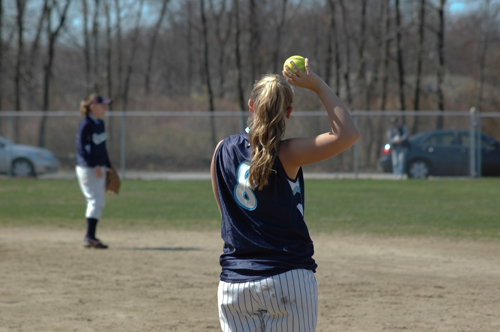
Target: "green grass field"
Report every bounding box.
[1,178,499,240]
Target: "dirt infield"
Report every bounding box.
[1,228,499,332]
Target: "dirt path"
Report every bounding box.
[1,228,499,331]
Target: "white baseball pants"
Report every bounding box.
[76,165,106,219]
[218,269,318,332]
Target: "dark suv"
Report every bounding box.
[378,130,500,178]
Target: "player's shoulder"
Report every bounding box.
[221,132,248,149]
[78,117,91,130]
[217,132,249,156]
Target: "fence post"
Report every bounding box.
[353,114,359,179]
[239,111,245,133]
[120,112,126,179]
[8,114,13,178]
[476,112,482,177]
[469,107,476,177]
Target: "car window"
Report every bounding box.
[422,133,456,146]
[459,133,498,150]
[460,134,471,147]
[480,136,498,150]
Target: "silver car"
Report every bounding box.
[0,136,60,177]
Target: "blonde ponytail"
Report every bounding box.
[247,74,293,190]
[79,93,98,116]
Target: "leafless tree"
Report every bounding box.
[113,0,123,106]
[411,0,426,134]
[0,0,3,112]
[200,0,216,147]
[356,0,368,110]
[475,0,500,112]
[92,0,100,92]
[233,0,245,112]
[103,0,112,104]
[209,0,232,99]
[248,0,259,85]
[325,0,338,91]
[430,0,446,129]
[122,0,144,111]
[395,0,406,114]
[145,0,170,96]
[338,0,353,108]
[273,0,288,73]
[333,2,341,96]
[25,0,49,108]
[38,0,72,147]
[378,0,390,111]
[15,0,26,113]
[82,0,91,94]
[185,0,195,96]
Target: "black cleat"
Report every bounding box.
[83,237,109,249]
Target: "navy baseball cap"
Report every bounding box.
[90,95,113,105]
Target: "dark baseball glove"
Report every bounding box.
[105,168,121,194]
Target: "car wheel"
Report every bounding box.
[12,158,36,177]
[407,160,430,179]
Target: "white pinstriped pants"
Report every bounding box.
[218,269,318,332]
[76,165,106,219]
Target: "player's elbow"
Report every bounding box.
[339,127,360,148]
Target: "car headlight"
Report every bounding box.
[36,151,56,160]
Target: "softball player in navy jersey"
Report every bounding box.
[210,59,360,332]
[76,94,113,249]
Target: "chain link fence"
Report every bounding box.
[0,109,498,179]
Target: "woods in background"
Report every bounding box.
[1,0,499,133]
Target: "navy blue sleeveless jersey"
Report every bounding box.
[76,115,111,168]
[214,131,317,283]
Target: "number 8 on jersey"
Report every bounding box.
[233,161,257,211]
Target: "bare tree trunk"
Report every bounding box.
[395,0,406,115]
[104,0,112,105]
[82,0,91,94]
[15,0,26,113]
[248,0,259,85]
[102,0,114,143]
[0,0,3,112]
[378,0,390,111]
[186,1,194,96]
[200,0,216,148]
[338,0,352,108]
[333,1,341,95]
[209,0,232,99]
[374,0,388,167]
[272,0,288,73]
[357,0,374,166]
[14,0,27,142]
[39,0,72,147]
[357,0,368,109]
[114,0,123,107]
[122,0,144,111]
[435,0,446,129]
[325,0,335,88]
[145,0,170,96]
[475,0,492,112]
[233,0,245,112]
[412,0,426,134]
[25,0,49,109]
[29,0,49,62]
[92,0,100,92]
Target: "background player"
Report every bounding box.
[210,58,360,331]
[386,116,409,179]
[76,94,113,249]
